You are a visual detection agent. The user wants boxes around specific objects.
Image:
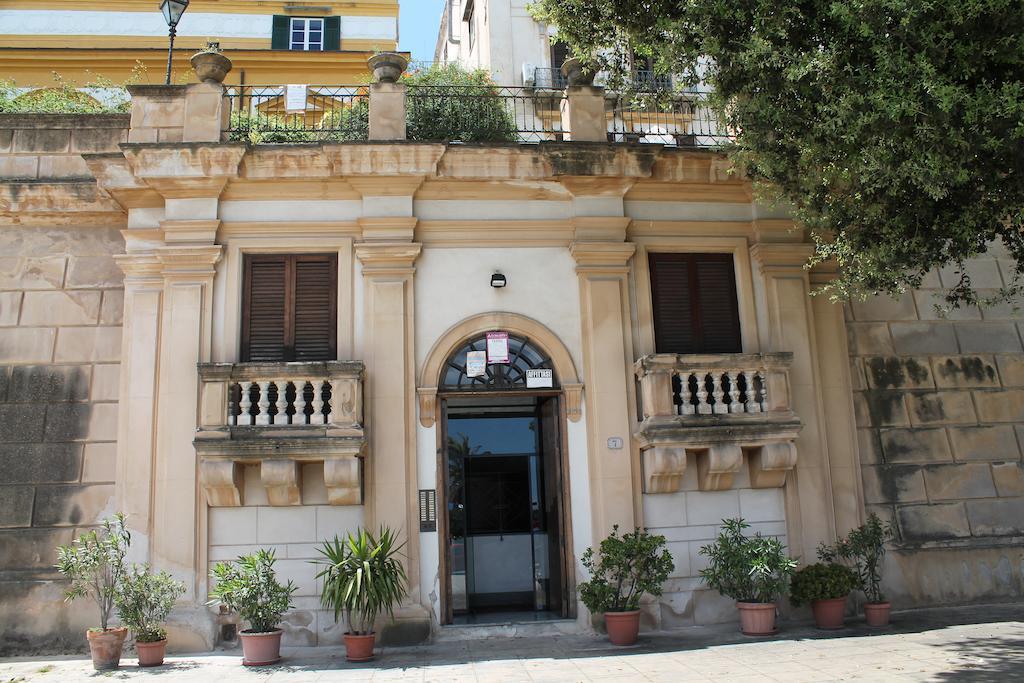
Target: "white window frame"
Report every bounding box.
[289,17,325,51]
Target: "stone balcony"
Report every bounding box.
[194,361,365,507]
[634,353,802,493]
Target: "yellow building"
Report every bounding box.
[0,0,400,86]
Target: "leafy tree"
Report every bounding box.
[54,513,131,631]
[402,64,518,142]
[529,0,1024,306]
[578,525,674,613]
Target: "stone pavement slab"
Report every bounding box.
[0,605,1021,682]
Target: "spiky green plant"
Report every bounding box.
[54,513,131,631]
[208,549,296,633]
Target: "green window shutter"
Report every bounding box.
[324,16,341,51]
[271,15,290,50]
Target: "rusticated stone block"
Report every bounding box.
[81,442,116,483]
[861,465,927,504]
[851,293,918,322]
[89,364,119,402]
[855,390,909,427]
[43,403,91,441]
[880,428,951,463]
[53,327,121,363]
[931,356,999,388]
[20,291,101,326]
[847,323,894,355]
[939,259,1004,289]
[0,527,73,570]
[897,502,971,540]
[906,391,976,426]
[954,323,1023,354]
[992,462,1024,497]
[0,129,12,153]
[890,323,959,355]
[0,443,82,483]
[857,428,883,464]
[32,484,114,527]
[0,404,46,442]
[8,365,89,402]
[864,357,933,389]
[0,486,35,528]
[922,463,997,500]
[995,355,1024,386]
[0,291,21,326]
[965,498,1024,536]
[0,156,39,179]
[973,389,1024,422]
[948,425,1020,461]
[13,129,70,153]
[37,155,91,179]
[99,290,123,325]
[0,255,66,291]
[65,256,123,289]
[913,290,981,320]
[71,127,127,153]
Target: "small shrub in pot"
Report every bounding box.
[208,549,297,666]
[55,513,132,671]
[819,513,897,626]
[578,525,674,646]
[789,562,858,630]
[699,518,797,635]
[116,565,186,667]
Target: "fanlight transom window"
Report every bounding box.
[441,334,557,391]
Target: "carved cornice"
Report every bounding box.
[156,245,224,277]
[358,216,418,242]
[570,241,636,273]
[571,217,631,242]
[323,143,446,178]
[354,241,422,274]
[749,243,816,272]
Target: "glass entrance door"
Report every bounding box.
[445,397,562,622]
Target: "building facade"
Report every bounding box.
[0,1,399,86]
[0,57,1022,654]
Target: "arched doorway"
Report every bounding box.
[431,328,576,625]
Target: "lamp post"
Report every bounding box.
[159,0,189,85]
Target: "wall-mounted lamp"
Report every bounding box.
[490,272,507,288]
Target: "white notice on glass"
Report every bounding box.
[466,350,487,377]
[526,369,553,388]
[486,331,510,364]
[285,84,308,112]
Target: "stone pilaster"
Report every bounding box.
[561,86,608,142]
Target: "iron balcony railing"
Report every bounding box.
[404,85,566,143]
[224,85,369,143]
[608,91,733,148]
[531,67,674,92]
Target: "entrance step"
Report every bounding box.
[434,618,581,642]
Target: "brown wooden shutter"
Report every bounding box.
[649,252,741,354]
[241,254,337,362]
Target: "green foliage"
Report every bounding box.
[115,565,186,643]
[698,518,797,604]
[315,527,409,636]
[208,549,297,633]
[789,562,859,607]
[402,64,518,142]
[818,513,897,604]
[228,111,317,144]
[528,0,1024,307]
[578,525,674,613]
[0,67,143,114]
[54,513,131,630]
[319,98,370,142]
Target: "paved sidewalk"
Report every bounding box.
[1,605,1021,682]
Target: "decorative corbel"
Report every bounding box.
[696,444,744,491]
[748,441,798,488]
[261,459,302,506]
[417,387,438,428]
[642,446,687,494]
[199,460,243,507]
[325,455,362,505]
[563,383,584,422]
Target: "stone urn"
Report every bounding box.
[368,52,409,83]
[560,57,596,86]
[191,49,232,84]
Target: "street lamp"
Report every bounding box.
[159,0,189,85]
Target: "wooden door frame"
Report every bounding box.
[435,390,576,625]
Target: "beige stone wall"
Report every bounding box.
[0,114,129,180]
[848,249,1024,605]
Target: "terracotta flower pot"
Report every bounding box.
[135,639,167,667]
[368,52,409,83]
[344,632,377,662]
[604,610,641,646]
[190,51,232,84]
[239,629,283,666]
[560,58,596,87]
[736,602,777,636]
[86,626,128,671]
[811,596,848,630]
[864,601,892,627]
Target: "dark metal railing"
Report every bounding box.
[608,91,732,148]
[405,85,565,143]
[532,67,673,92]
[224,85,369,143]
[532,67,568,91]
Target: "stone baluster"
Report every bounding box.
[238,382,253,425]
[711,373,727,415]
[728,371,743,413]
[746,370,761,413]
[756,370,768,411]
[256,381,271,425]
[696,372,711,415]
[310,379,326,425]
[293,379,308,426]
[273,380,288,425]
[678,371,696,416]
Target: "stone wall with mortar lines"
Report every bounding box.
[0,114,129,180]
[0,223,124,654]
[847,246,1024,606]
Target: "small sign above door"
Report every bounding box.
[486,331,510,364]
[526,368,553,388]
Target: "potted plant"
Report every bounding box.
[208,549,297,666]
[191,40,232,84]
[789,562,859,629]
[315,527,408,662]
[368,51,410,83]
[577,525,674,646]
[819,513,897,626]
[55,513,132,670]
[699,518,798,636]
[116,564,186,667]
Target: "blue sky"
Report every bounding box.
[399,0,447,62]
